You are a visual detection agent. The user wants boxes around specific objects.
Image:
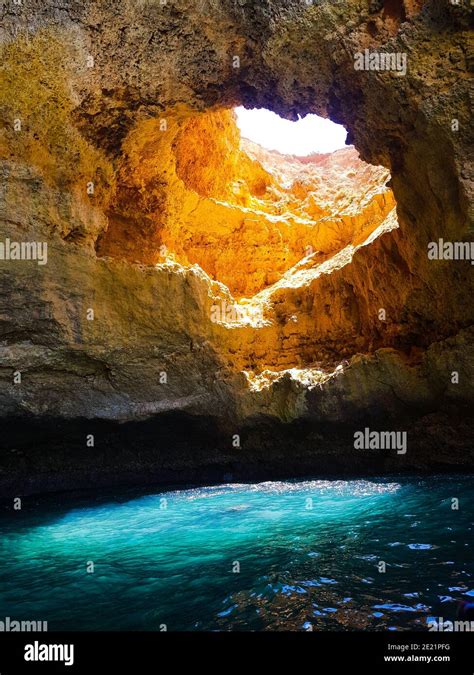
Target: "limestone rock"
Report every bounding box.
[0,0,473,492]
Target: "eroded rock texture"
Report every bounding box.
[0,0,473,494]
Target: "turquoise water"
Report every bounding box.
[0,475,472,631]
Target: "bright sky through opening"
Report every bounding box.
[235,106,348,156]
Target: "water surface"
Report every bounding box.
[0,475,472,631]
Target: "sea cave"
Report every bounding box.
[0,0,472,646]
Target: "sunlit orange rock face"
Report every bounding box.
[98,109,395,299]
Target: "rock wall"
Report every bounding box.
[0,0,473,494]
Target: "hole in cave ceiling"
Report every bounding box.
[235,106,348,156]
[97,107,397,300]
